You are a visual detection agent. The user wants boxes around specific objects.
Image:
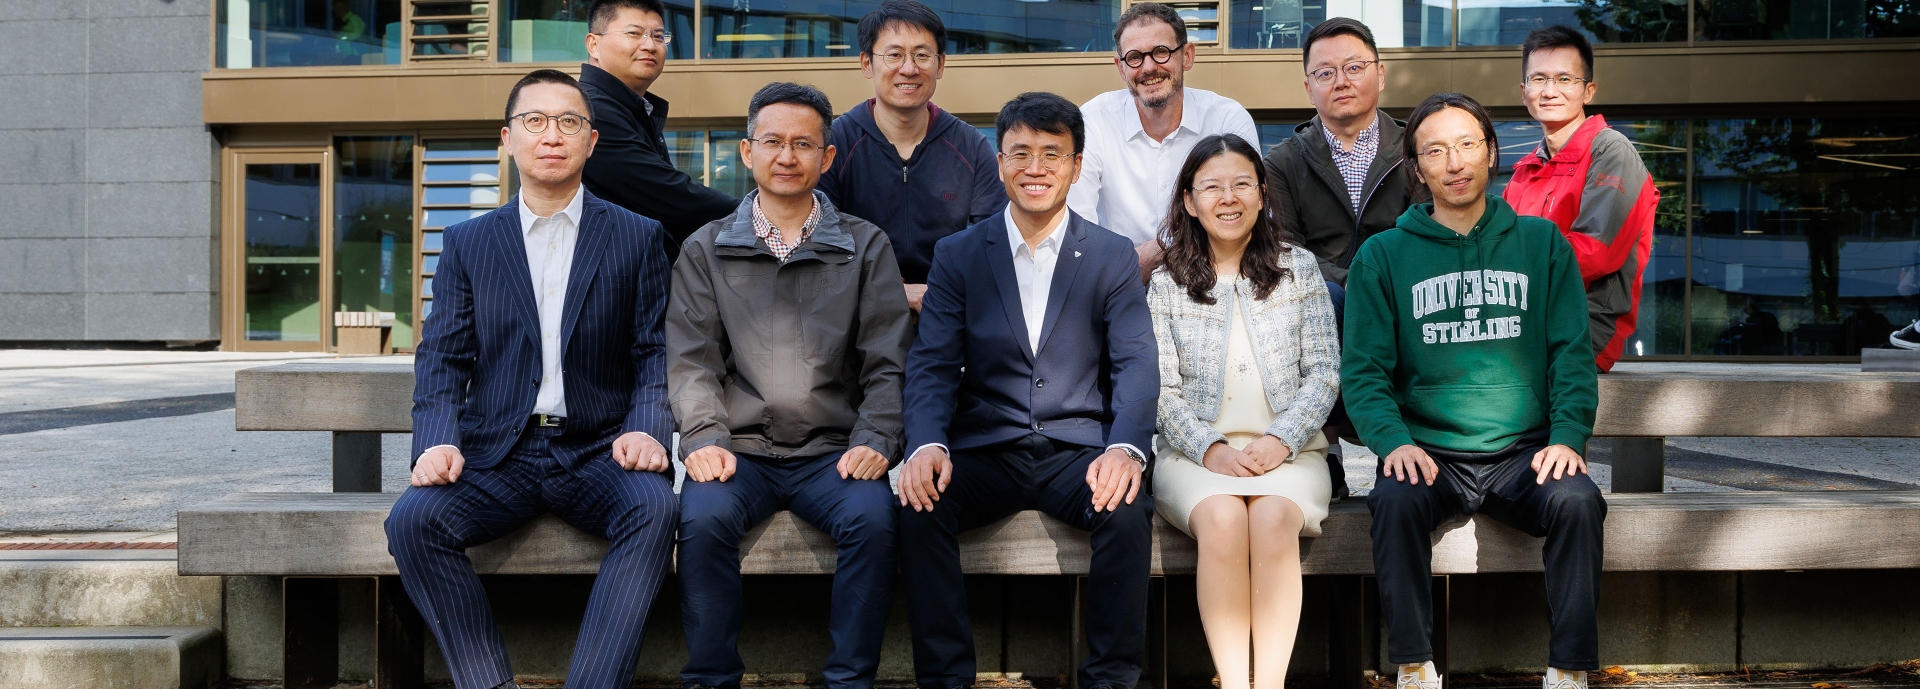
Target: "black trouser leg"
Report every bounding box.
[1033,443,1154,689]
[896,446,1027,689]
[1365,466,1450,665]
[1478,456,1608,671]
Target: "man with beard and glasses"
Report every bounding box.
[1068,2,1259,273]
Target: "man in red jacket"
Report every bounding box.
[1504,26,1658,372]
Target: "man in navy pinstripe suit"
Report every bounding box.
[386,69,678,689]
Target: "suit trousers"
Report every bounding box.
[677,451,898,689]
[385,424,679,689]
[1365,430,1607,670]
[898,434,1154,689]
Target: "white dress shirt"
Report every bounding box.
[1066,88,1261,246]
[904,205,1144,466]
[518,188,585,418]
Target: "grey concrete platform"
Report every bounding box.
[0,550,220,628]
[0,626,222,689]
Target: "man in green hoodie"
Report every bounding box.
[1341,93,1604,689]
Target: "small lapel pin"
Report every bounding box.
[1074,251,1082,258]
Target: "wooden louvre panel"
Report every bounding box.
[406,0,493,61]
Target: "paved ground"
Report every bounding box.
[0,350,1914,533]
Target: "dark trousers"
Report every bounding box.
[1365,431,1607,670]
[385,424,678,689]
[678,451,897,689]
[897,434,1154,689]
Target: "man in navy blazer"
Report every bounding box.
[896,92,1159,689]
[386,69,677,689]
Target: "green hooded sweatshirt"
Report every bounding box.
[1340,195,1598,457]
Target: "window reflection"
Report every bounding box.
[1696,0,1920,39]
[1691,119,1920,356]
[217,0,402,68]
[503,0,697,62]
[1228,1,1450,48]
[243,163,324,342]
[708,129,757,197]
[334,136,416,346]
[701,0,1121,59]
[1459,0,1686,45]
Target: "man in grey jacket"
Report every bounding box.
[667,82,913,689]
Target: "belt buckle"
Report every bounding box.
[534,414,563,428]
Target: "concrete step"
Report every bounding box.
[0,626,222,689]
[0,550,220,628]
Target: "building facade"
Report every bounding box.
[3,0,1918,360]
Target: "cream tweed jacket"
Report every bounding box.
[1149,243,1341,461]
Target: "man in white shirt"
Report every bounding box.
[1069,2,1261,260]
[389,69,677,689]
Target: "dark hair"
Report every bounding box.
[1521,25,1594,81]
[1401,92,1499,200]
[1159,135,1294,304]
[746,82,834,140]
[505,69,590,122]
[994,92,1085,154]
[1113,2,1187,49]
[588,0,666,33]
[858,0,947,56]
[1301,17,1378,72]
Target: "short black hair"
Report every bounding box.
[1301,17,1378,72]
[1522,25,1595,81]
[994,91,1085,154]
[505,69,590,122]
[858,0,947,56]
[588,0,666,33]
[746,82,834,140]
[1405,93,1489,173]
[1113,2,1186,49]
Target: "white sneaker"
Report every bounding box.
[1396,662,1441,689]
[1544,668,1588,689]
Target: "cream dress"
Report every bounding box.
[1153,294,1334,537]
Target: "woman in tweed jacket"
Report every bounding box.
[1148,134,1340,689]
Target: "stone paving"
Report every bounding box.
[0,350,1915,533]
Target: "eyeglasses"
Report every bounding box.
[511,112,590,136]
[1120,45,1179,68]
[746,137,823,156]
[1308,60,1377,86]
[1524,74,1590,91]
[1190,180,1260,200]
[1417,138,1488,162]
[1001,151,1073,171]
[875,50,939,69]
[596,28,673,45]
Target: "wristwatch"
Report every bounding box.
[1116,445,1146,465]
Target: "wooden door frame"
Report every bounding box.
[221,146,335,351]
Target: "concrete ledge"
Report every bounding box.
[178,490,1920,577]
[0,626,222,689]
[1862,348,1920,372]
[0,552,220,628]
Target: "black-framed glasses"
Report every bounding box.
[1120,44,1179,68]
[1308,60,1377,86]
[595,28,673,45]
[875,50,939,69]
[745,137,823,156]
[511,112,590,136]
[1190,180,1261,200]
[1000,150,1073,171]
[1524,74,1591,91]
[1417,138,1488,162]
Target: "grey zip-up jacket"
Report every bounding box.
[667,191,913,462]
[1263,111,1415,286]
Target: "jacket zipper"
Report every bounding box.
[1344,158,1403,267]
[903,163,909,184]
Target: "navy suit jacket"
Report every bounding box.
[411,189,674,470]
[905,210,1158,455]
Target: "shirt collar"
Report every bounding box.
[1124,88,1199,144]
[748,189,821,236]
[1003,204,1067,257]
[516,187,585,235]
[1321,113,1381,153]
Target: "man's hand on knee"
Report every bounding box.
[898,446,953,512]
[1086,449,1144,512]
[1382,445,1439,486]
[838,445,891,481]
[1531,444,1587,484]
[684,445,737,483]
[412,446,465,486]
[612,432,670,472]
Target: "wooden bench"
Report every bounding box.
[196,361,1920,689]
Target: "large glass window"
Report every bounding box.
[333,136,416,347]
[416,140,506,326]
[1695,0,1920,39]
[503,0,697,62]
[700,0,1122,59]
[1458,0,1687,45]
[217,0,403,68]
[242,163,325,342]
[1690,118,1920,355]
[1229,1,1451,49]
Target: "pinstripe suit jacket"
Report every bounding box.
[410,189,674,471]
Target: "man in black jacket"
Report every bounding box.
[1262,17,1415,499]
[580,0,737,258]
